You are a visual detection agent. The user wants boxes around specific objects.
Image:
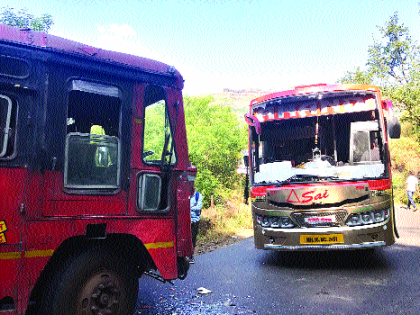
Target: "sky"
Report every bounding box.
[4,0,420,95]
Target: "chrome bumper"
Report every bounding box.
[264,241,386,251]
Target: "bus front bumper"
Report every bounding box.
[254,219,395,251]
[264,241,386,251]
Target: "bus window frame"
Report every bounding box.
[63,79,123,192]
[141,85,178,167]
[0,95,13,157]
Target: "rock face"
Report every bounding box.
[212,88,273,120]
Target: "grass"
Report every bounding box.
[195,189,253,254]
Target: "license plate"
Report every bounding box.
[300,234,344,245]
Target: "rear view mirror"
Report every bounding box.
[387,117,401,139]
[244,113,261,135]
[137,173,162,211]
[243,155,249,167]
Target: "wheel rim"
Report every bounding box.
[78,271,123,315]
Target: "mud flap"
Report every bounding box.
[177,256,190,280]
[392,189,399,238]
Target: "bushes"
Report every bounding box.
[197,190,253,248]
[389,132,420,204]
[184,95,247,208]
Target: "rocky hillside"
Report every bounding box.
[211,88,273,120]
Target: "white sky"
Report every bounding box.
[5,0,420,95]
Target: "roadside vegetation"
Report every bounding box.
[183,95,253,253]
[389,123,420,205]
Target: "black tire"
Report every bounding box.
[39,244,138,315]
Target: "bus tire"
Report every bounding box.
[39,244,138,315]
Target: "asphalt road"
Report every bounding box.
[135,206,420,315]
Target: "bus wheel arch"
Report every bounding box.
[27,233,155,314]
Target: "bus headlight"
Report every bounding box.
[281,217,295,228]
[270,217,280,228]
[346,209,390,226]
[361,212,374,224]
[261,216,270,227]
[255,214,295,229]
[373,210,384,222]
[346,215,362,226]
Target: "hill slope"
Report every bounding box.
[211,88,273,119]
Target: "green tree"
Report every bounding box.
[184,95,247,207]
[338,12,420,144]
[0,7,53,32]
[366,12,419,86]
[339,66,373,85]
[391,82,420,141]
[371,14,420,138]
[339,13,419,86]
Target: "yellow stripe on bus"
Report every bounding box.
[0,249,54,260]
[144,242,174,250]
[0,252,21,260]
[24,249,55,258]
[1,242,174,260]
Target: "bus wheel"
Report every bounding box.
[41,245,138,315]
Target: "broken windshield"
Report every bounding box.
[250,93,386,185]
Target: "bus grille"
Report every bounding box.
[291,210,348,228]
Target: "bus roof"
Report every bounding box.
[0,24,184,89]
[250,83,381,107]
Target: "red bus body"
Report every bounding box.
[245,84,400,251]
[0,24,195,314]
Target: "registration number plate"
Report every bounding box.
[300,234,344,245]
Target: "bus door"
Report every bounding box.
[128,84,179,276]
[133,84,177,215]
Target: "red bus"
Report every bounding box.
[245,84,400,251]
[0,24,196,315]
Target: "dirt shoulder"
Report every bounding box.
[195,228,254,255]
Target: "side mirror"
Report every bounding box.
[243,155,249,167]
[137,173,162,211]
[387,117,401,139]
[244,113,261,135]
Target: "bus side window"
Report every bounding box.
[64,80,121,190]
[0,95,17,159]
[142,85,177,166]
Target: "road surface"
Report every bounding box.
[135,206,420,314]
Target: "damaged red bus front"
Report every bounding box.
[0,24,196,315]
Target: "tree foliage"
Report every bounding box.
[0,7,53,32]
[390,82,420,141]
[338,12,420,144]
[339,12,419,87]
[184,95,247,207]
[339,67,373,85]
[367,12,419,86]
